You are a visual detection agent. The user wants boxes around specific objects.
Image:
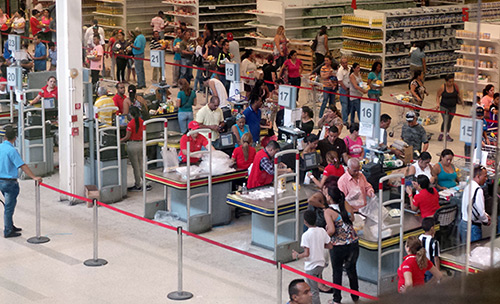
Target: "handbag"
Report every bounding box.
[192,54,203,67]
[311,35,318,52]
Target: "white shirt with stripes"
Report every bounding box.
[419,234,440,264]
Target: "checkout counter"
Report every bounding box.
[440,237,500,274]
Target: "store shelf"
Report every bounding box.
[94,11,124,17]
[165,13,197,19]
[199,3,255,8]
[458,37,496,42]
[213,26,248,31]
[456,50,498,57]
[385,35,455,44]
[455,65,499,73]
[162,0,197,7]
[386,22,463,31]
[201,18,254,24]
[286,14,343,20]
[341,49,384,56]
[246,10,282,18]
[455,79,490,85]
[341,36,384,43]
[341,23,383,30]
[245,22,278,30]
[100,24,123,29]
[285,3,347,10]
[96,0,123,3]
[247,46,273,54]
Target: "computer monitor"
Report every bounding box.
[219,133,234,149]
[303,152,320,171]
[43,98,56,109]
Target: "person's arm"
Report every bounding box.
[350,73,367,94]
[434,256,441,271]
[407,165,416,176]
[274,35,281,56]
[324,208,337,237]
[121,130,132,142]
[406,186,418,211]
[138,96,148,112]
[122,98,131,116]
[435,85,444,109]
[422,142,429,152]
[30,93,42,105]
[33,47,46,60]
[476,188,491,224]
[232,125,242,146]
[176,97,182,108]
[338,71,348,91]
[427,265,443,284]
[342,152,349,166]
[20,164,42,182]
[324,34,329,53]
[193,97,197,107]
[363,175,375,197]
[299,60,303,75]
[422,57,426,73]
[401,271,413,292]
[209,80,218,97]
[292,247,310,260]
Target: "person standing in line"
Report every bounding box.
[409,70,428,109]
[241,49,257,98]
[273,25,288,68]
[344,123,364,160]
[227,32,240,64]
[292,210,332,304]
[0,125,43,238]
[113,82,127,114]
[367,61,382,100]
[348,63,368,125]
[150,30,165,84]
[319,55,337,118]
[179,30,195,83]
[216,39,233,93]
[279,50,303,101]
[107,30,118,80]
[11,10,25,38]
[33,34,47,72]
[193,36,205,92]
[130,28,146,89]
[337,57,350,127]
[409,41,426,75]
[120,106,151,192]
[112,30,128,82]
[88,34,104,86]
[324,187,360,304]
[314,26,328,68]
[30,9,42,37]
[480,84,495,117]
[435,74,463,142]
[176,78,196,134]
[47,41,57,71]
[150,11,165,39]
[460,165,490,243]
[262,54,278,92]
[172,28,183,88]
[419,217,441,282]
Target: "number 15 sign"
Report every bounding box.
[460,118,483,143]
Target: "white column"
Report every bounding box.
[56,1,85,201]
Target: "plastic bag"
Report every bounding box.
[359,195,389,224]
[162,147,179,173]
[469,246,500,267]
[175,165,203,180]
[199,150,235,175]
[345,187,365,209]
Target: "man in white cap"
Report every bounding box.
[402,110,428,154]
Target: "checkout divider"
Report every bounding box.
[31,180,378,302]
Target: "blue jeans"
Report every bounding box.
[194,67,204,91]
[459,220,482,243]
[178,111,193,134]
[320,87,336,118]
[339,87,350,124]
[350,98,361,124]
[180,58,193,83]
[0,179,20,236]
[368,93,380,101]
[134,53,146,87]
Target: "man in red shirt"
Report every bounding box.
[247,140,291,189]
[112,82,127,114]
[178,121,214,163]
[30,10,42,37]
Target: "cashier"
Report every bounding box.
[29,76,57,106]
[337,158,375,211]
[178,121,214,164]
[247,140,291,189]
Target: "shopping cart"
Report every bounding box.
[304,75,324,119]
[389,93,437,140]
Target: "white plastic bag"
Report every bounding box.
[345,187,365,209]
[162,147,179,173]
[469,246,500,267]
[199,150,235,175]
[359,195,388,224]
[175,165,203,180]
[319,126,328,140]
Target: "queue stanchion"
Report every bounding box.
[167,226,193,300]
[27,180,50,244]
[84,199,108,267]
[276,262,282,304]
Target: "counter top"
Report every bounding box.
[440,237,500,273]
[146,168,247,190]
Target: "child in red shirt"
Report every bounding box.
[308,150,344,188]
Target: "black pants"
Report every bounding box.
[116,57,127,82]
[288,77,301,101]
[91,69,100,86]
[315,52,325,69]
[329,242,360,303]
[440,105,456,133]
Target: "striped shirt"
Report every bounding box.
[150,38,163,51]
[419,234,440,265]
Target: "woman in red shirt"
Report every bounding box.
[178,121,213,163]
[279,50,303,101]
[232,132,256,171]
[405,175,440,218]
[29,76,58,106]
[309,150,344,189]
[120,106,150,192]
[397,236,442,293]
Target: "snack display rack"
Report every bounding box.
[82,0,97,25]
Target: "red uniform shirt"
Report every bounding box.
[397,255,433,293]
[323,163,345,178]
[126,118,144,141]
[247,149,274,189]
[179,134,209,163]
[113,94,127,114]
[232,146,256,170]
[413,188,440,218]
[30,17,41,36]
[39,85,58,99]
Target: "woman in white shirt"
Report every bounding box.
[348,63,368,125]
[407,151,433,181]
[11,10,25,35]
[241,49,257,98]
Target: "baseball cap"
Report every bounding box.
[188,121,200,130]
[476,107,484,116]
[405,111,416,121]
[227,32,233,41]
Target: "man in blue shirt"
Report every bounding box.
[33,34,47,71]
[0,126,42,238]
[130,28,146,89]
[243,95,263,144]
[172,28,183,87]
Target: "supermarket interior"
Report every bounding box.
[2,0,500,303]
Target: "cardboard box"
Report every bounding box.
[85,185,100,208]
[402,146,413,164]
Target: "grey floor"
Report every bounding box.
[0,54,473,303]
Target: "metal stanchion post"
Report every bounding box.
[84,199,108,267]
[276,262,282,304]
[167,226,193,300]
[27,181,50,244]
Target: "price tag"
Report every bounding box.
[6,66,22,90]
[209,5,216,9]
[404,28,411,32]
[278,85,297,109]
[7,34,20,52]
[150,50,165,68]
[225,62,240,82]
[359,100,380,138]
[460,118,483,143]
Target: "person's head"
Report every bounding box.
[188,121,200,134]
[208,96,220,110]
[196,36,204,46]
[33,34,42,45]
[421,217,435,235]
[350,62,360,74]
[129,106,140,119]
[406,111,416,125]
[476,106,485,119]
[97,86,108,97]
[333,117,343,134]
[180,22,187,30]
[48,41,55,50]
[47,76,56,89]
[411,70,423,83]
[266,54,274,64]
[179,78,191,94]
[323,105,335,118]
[176,27,183,37]
[416,174,433,194]
[241,131,253,146]
[319,25,327,35]
[324,55,333,67]
[483,84,495,97]
[416,41,426,51]
[288,50,297,60]
[380,113,392,129]
[405,236,427,270]
[183,30,191,40]
[301,106,313,120]
[303,210,317,228]
[32,9,40,17]
[128,84,137,101]
[277,25,285,35]
[116,82,126,95]
[322,176,339,194]
[494,92,500,105]
[42,9,49,17]
[326,150,340,166]
[327,125,339,144]
[227,32,234,41]
[372,61,382,73]
[444,74,455,86]
[249,94,263,110]
[235,113,246,129]
[347,158,361,178]
[241,48,255,61]
[418,151,432,169]
[3,125,16,142]
[265,140,280,158]
[439,148,454,165]
[157,10,164,17]
[222,39,229,52]
[288,279,312,304]
[473,164,488,185]
[93,26,99,34]
[153,31,160,40]
[308,192,327,209]
[349,123,359,136]
[304,134,319,150]
[340,56,348,69]
[117,29,125,40]
[93,34,101,46]
[14,10,24,18]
